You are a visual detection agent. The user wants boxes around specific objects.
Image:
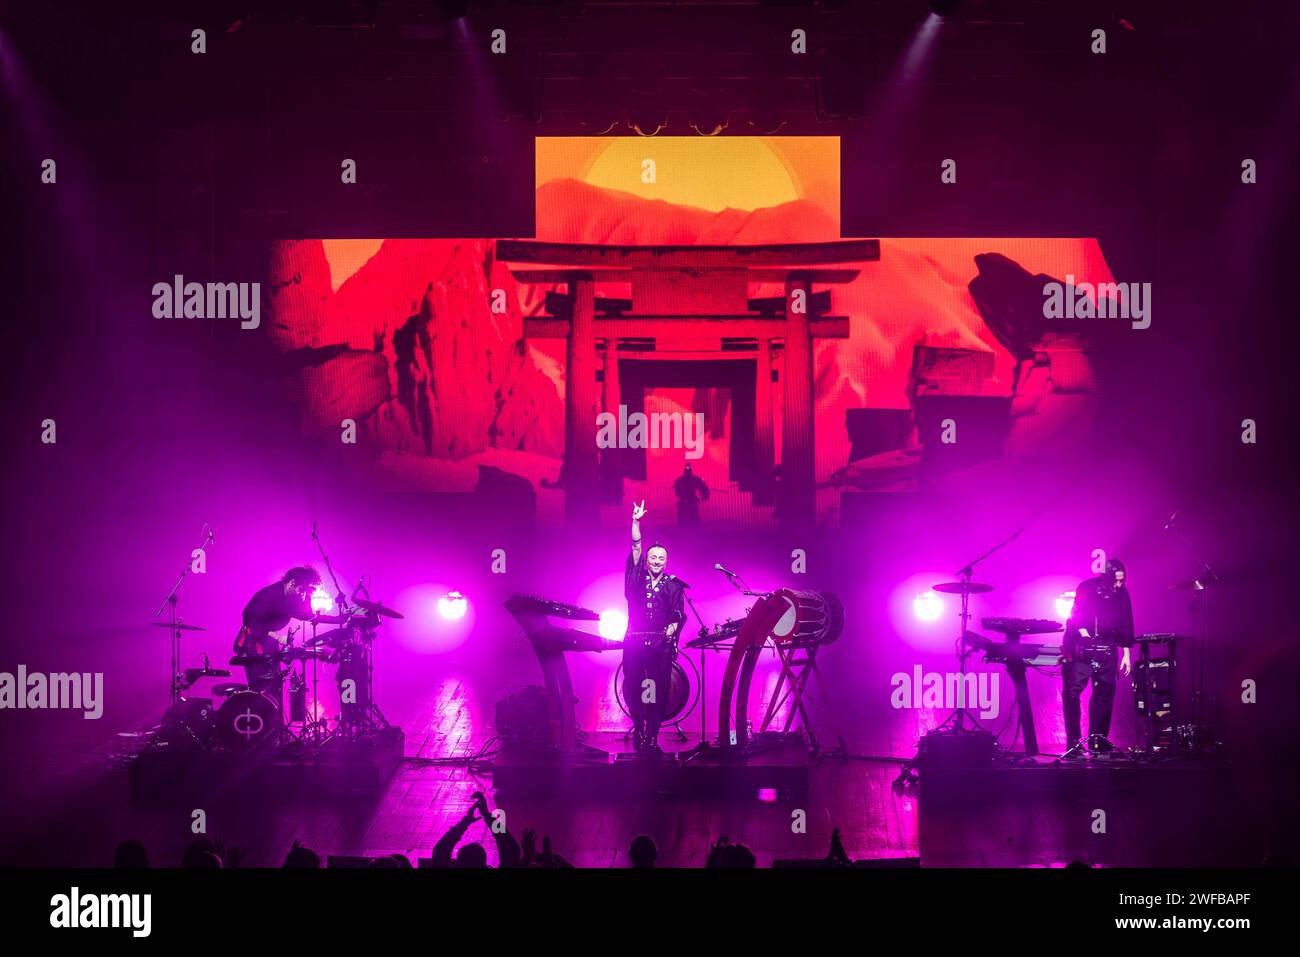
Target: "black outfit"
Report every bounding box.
[234,582,309,700]
[1062,574,1135,748]
[623,550,686,749]
[673,469,711,527]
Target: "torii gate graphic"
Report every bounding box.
[497,239,879,527]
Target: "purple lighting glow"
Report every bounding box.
[1055,591,1076,620]
[599,608,628,640]
[437,591,469,621]
[310,585,333,614]
[913,590,944,622]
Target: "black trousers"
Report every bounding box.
[1063,655,1118,746]
[623,641,673,744]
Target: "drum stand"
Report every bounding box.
[929,531,1023,737]
[328,631,391,742]
[154,524,214,714]
[759,642,846,755]
[294,620,331,750]
[930,571,990,735]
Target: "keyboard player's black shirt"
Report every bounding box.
[1064,575,1134,657]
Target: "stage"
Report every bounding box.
[0,652,1286,870]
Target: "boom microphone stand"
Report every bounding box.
[1165,512,1217,751]
[154,524,215,712]
[682,589,713,748]
[932,528,1023,735]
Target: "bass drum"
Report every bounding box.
[215,690,282,752]
[614,656,699,724]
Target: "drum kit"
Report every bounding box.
[156,599,404,755]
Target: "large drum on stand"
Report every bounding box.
[768,589,845,647]
[718,588,844,750]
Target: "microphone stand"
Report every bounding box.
[718,566,767,599]
[311,520,351,617]
[681,590,713,750]
[939,527,1023,735]
[1165,515,1217,751]
[154,524,214,712]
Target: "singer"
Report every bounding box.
[624,501,686,753]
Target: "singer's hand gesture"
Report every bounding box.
[631,501,645,562]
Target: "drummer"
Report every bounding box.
[233,566,322,699]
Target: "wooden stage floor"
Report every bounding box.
[2,669,1278,870]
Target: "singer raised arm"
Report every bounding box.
[631,500,646,564]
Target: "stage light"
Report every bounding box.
[310,585,333,614]
[1055,591,1076,620]
[746,108,786,135]
[913,591,944,622]
[598,609,627,641]
[928,0,963,17]
[437,591,469,621]
[627,109,667,137]
[690,111,729,137]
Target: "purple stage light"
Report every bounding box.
[1055,591,1076,620]
[598,608,628,641]
[311,585,333,614]
[437,591,468,621]
[913,590,944,622]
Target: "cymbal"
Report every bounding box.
[153,622,207,631]
[932,581,994,595]
[352,597,403,619]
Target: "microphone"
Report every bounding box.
[1163,511,1178,530]
[714,562,736,577]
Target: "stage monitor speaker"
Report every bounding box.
[916,729,996,768]
[495,685,552,752]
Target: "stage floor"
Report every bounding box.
[1,664,1284,869]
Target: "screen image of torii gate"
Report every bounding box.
[496,239,878,527]
[266,136,1119,525]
